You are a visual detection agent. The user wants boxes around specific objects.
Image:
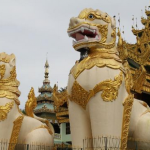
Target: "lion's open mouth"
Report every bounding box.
[68,26,101,46]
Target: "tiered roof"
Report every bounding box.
[117,9,150,94]
[34,60,55,116]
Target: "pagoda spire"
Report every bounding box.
[44,59,50,83]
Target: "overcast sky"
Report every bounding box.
[0,0,149,109]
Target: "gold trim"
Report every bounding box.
[9,116,24,150]
[0,101,14,121]
[0,90,20,105]
[78,9,111,23]
[121,62,134,149]
[58,119,69,123]
[69,71,123,109]
[52,85,68,111]
[0,64,6,79]
[0,53,15,63]
[25,87,37,118]
[70,50,122,79]
[56,111,69,117]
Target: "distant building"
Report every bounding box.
[34,60,71,144]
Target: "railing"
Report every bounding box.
[1,137,150,150]
[0,142,53,150]
[83,137,150,150]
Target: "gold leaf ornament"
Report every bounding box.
[69,71,123,109]
[0,64,6,79]
[0,101,14,121]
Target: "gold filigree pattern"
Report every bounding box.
[9,116,24,150]
[0,64,6,79]
[0,52,15,63]
[25,87,37,118]
[117,10,150,66]
[0,101,14,121]
[0,67,17,84]
[0,66,20,105]
[132,65,146,93]
[69,71,123,109]
[78,9,111,23]
[0,90,20,105]
[121,61,134,149]
[52,85,68,111]
[70,49,123,79]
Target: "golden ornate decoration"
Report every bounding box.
[121,61,134,150]
[70,49,123,79]
[0,64,6,79]
[78,8,111,23]
[52,85,68,111]
[69,71,123,109]
[68,8,116,51]
[132,65,146,93]
[0,90,20,105]
[25,88,54,135]
[56,111,69,117]
[9,116,24,150]
[34,104,54,114]
[0,101,14,121]
[59,119,69,123]
[0,66,20,105]
[0,66,17,84]
[0,52,15,63]
[25,87,37,118]
[117,10,150,65]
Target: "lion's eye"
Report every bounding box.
[88,14,94,19]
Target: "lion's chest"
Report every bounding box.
[68,66,123,109]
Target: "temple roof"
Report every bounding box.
[117,8,150,94]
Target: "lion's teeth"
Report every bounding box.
[84,35,88,40]
[93,30,96,34]
[81,27,84,33]
[95,35,99,40]
[72,40,76,45]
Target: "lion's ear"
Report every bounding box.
[9,57,16,67]
[111,17,116,29]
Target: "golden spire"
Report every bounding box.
[44,59,50,83]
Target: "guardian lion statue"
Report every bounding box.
[0,52,54,150]
[66,8,150,149]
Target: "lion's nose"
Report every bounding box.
[69,17,82,28]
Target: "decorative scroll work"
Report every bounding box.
[9,116,24,150]
[69,71,123,109]
[52,85,68,111]
[25,87,37,118]
[25,88,54,135]
[0,66,20,105]
[0,101,14,121]
[0,65,6,79]
[78,9,111,23]
[121,62,134,149]
[70,50,123,79]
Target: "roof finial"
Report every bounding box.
[118,13,120,26]
[44,55,50,83]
